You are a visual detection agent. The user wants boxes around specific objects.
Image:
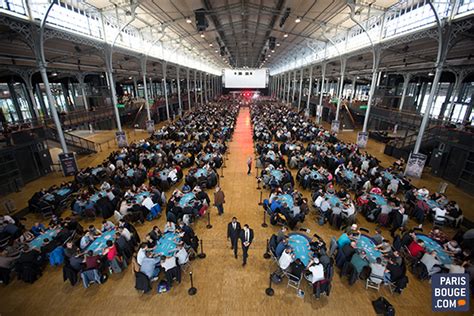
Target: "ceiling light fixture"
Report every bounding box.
[209,43,213,47]
[276,43,280,46]
[268,54,271,57]
[295,17,301,23]
[271,50,275,53]
[283,33,288,38]
[186,17,192,23]
[200,33,205,38]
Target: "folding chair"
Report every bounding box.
[286,272,302,292]
[366,274,383,291]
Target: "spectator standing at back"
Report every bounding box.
[247,156,253,175]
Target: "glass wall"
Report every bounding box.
[0,83,18,122]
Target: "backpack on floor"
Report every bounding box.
[157,280,170,293]
[271,272,283,284]
[372,296,395,316]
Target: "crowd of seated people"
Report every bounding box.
[28,182,77,217]
[268,227,333,298]
[5,102,237,288]
[263,188,309,229]
[251,100,472,293]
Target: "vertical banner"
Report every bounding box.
[115,131,128,148]
[58,152,78,177]
[404,152,427,178]
[331,120,340,133]
[357,131,369,148]
[145,120,155,133]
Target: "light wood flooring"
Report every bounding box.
[0,108,473,315]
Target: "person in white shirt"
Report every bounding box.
[119,227,131,241]
[168,169,178,183]
[142,196,154,210]
[278,248,294,270]
[106,190,115,201]
[174,243,188,265]
[101,220,115,232]
[434,207,447,223]
[417,187,429,199]
[308,257,325,283]
[137,243,147,266]
[164,221,176,233]
[100,181,111,191]
[108,163,115,173]
[161,255,177,271]
[314,195,324,208]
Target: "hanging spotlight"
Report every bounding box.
[209,43,213,46]
[186,17,192,23]
[200,33,205,38]
[271,50,275,53]
[283,33,288,38]
[295,17,301,23]
[276,43,280,46]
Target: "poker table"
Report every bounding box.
[42,187,72,202]
[427,199,441,210]
[270,169,283,182]
[265,152,276,161]
[370,193,387,206]
[325,194,342,207]
[134,191,150,204]
[174,153,185,162]
[344,170,355,181]
[356,234,382,263]
[179,192,197,208]
[153,232,179,257]
[195,168,208,178]
[89,191,107,203]
[271,194,294,212]
[86,230,116,255]
[416,234,452,265]
[202,153,212,162]
[309,170,324,181]
[159,169,171,181]
[288,233,313,266]
[91,167,104,176]
[382,171,394,181]
[29,228,59,249]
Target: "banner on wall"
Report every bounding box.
[115,131,128,148]
[331,120,340,133]
[58,152,78,177]
[357,132,369,148]
[405,152,427,178]
[146,120,155,133]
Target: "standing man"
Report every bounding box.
[239,224,254,266]
[247,156,253,175]
[214,186,226,216]
[227,217,241,259]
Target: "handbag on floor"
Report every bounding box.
[372,296,395,316]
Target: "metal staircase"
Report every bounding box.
[45,127,97,155]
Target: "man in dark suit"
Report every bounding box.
[227,217,241,258]
[239,224,254,266]
[390,207,405,237]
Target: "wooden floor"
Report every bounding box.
[1,108,473,315]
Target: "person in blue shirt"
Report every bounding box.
[140,251,161,280]
[30,222,46,237]
[275,237,289,258]
[337,233,351,249]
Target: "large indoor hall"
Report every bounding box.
[0,0,474,315]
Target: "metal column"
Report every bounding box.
[162,62,170,121]
[317,63,327,123]
[298,69,303,111]
[335,58,347,121]
[398,73,411,111]
[186,68,191,111]
[362,48,381,133]
[176,67,182,116]
[141,58,151,121]
[306,66,313,116]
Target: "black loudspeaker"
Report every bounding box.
[269,37,276,50]
[195,9,208,32]
[429,148,445,176]
[220,46,226,57]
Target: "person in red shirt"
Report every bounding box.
[408,239,426,258]
[103,240,117,262]
[84,250,101,270]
